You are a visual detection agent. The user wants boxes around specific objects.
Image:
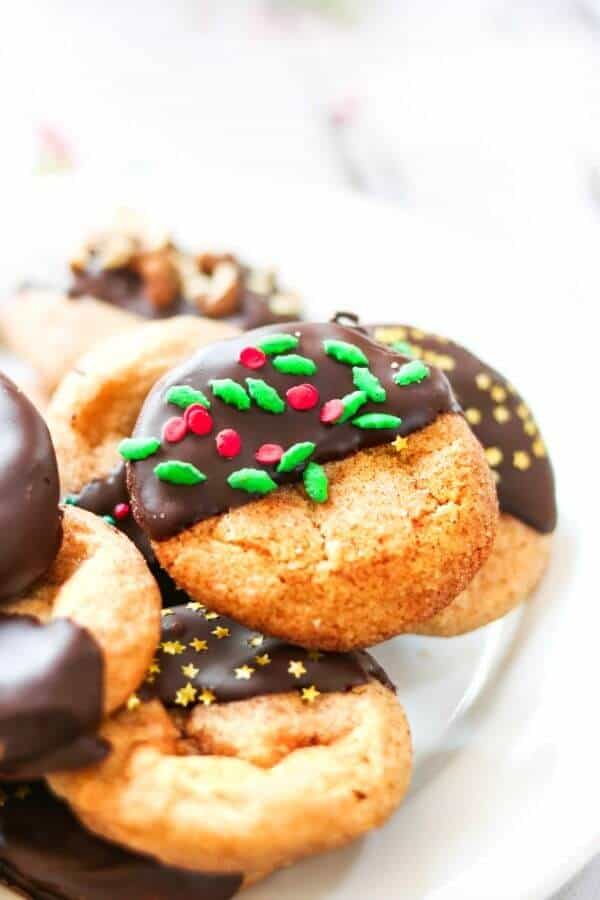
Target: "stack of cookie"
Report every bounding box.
[0,224,556,899]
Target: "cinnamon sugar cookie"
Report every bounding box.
[368,324,556,635]
[126,322,498,649]
[50,603,411,878]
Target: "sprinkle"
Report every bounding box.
[320,398,344,424]
[166,385,211,410]
[63,495,77,505]
[255,443,284,465]
[235,664,255,680]
[352,367,386,402]
[246,378,285,413]
[307,650,323,661]
[119,436,161,461]
[465,408,482,425]
[286,383,319,410]
[374,326,407,344]
[513,450,531,470]
[210,378,251,410]
[239,346,267,370]
[216,428,242,458]
[288,660,307,679]
[301,685,321,703]
[161,608,174,617]
[162,640,186,655]
[248,635,264,648]
[485,446,503,467]
[391,435,408,453]
[185,405,214,436]
[127,694,141,711]
[493,406,511,423]
[182,663,200,679]
[154,460,207,485]
[303,462,328,503]
[162,416,188,444]
[532,439,546,458]
[190,638,208,652]
[277,441,316,473]
[204,611,219,620]
[394,360,430,386]
[491,385,507,403]
[352,413,402,430]
[516,403,530,420]
[212,626,231,639]
[272,354,317,376]
[148,661,161,675]
[390,340,415,357]
[114,502,130,520]
[258,333,299,355]
[323,338,368,366]
[228,468,278,495]
[199,688,215,706]
[186,601,204,611]
[475,373,492,390]
[255,653,271,666]
[175,683,197,707]
[524,419,537,436]
[338,390,368,423]
[103,515,116,526]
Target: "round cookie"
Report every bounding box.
[126,322,499,649]
[368,324,556,636]
[49,603,411,878]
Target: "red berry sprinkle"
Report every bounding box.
[114,502,130,520]
[286,383,320,411]
[163,416,188,443]
[320,398,344,424]
[185,404,214,436]
[239,346,267,370]
[255,443,284,465]
[216,428,242,459]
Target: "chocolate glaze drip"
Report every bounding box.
[129,321,459,540]
[368,324,556,534]
[0,616,107,779]
[0,373,62,602]
[0,782,242,900]
[141,603,394,709]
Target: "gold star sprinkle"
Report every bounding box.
[475,373,492,390]
[532,438,546,458]
[247,635,264,648]
[493,405,511,423]
[182,663,199,679]
[255,653,271,666]
[288,660,307,679]
[374,326,407,344]
[410,328,426,340]
[175,682,197,707]
[212,626,230,639]
[148,660,161,674]
[391,435,408,453]
[161,608,174,617]
[485,446,503,467]
[204,611,219,620]
[513,450,531,470]
[127,694,141,711]
[199,688,216,706]
[308,649,323,661]
[235,664,255,680]
[14,786,31,800]
[161,640,186,655]
[516,403,529,420]
[301,685,321,703]
[190,638,208,652]
[465,407,482,425]
[523,419,537,436]
[491,385,507,403]
[186,601,204,611]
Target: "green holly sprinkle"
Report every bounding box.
[271,354,317,376]
[352,413,403,430]
[258,333,299,355]
[352,367,386,403]
[227,468,278,495]
[166,384,211,409]
[246,378,285,414]
[63,495,78,506]
[391,340,416,357]
[338,390,368,423]
[154,461,207,485]
[277,441,316,473]
[394,360,431,386]
[322,339,368,367]
[303,462,328,503]
[210,379,251,410]
[119,437,161,461]
[103,515,116,526]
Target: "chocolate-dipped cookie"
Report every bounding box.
[125,321,498,649]
[50,602,411,878]
[368,324,556,635]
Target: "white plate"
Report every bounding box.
[1,174,597,900]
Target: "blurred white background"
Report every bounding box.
[0,1,598,896]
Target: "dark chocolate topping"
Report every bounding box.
[0,616,107,778]
[368,325,556,534]
[139,603,394,710]
[0,781,242,900]
[0,373,62,602]
[129,322,459,540]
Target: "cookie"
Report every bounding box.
[368,323,556,635]
[125,322,498,649]
[49,603,411,877]
[0,781,242,900]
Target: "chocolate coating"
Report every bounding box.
[0,781,242,900]
[129,322,459,540]
[0,373,62,602]
[368,325,556,534]
[0,616,107,778]
[141,603,394,709]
